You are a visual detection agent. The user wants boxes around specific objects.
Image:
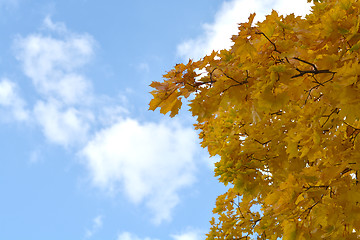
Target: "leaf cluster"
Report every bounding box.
[149,0,360,239]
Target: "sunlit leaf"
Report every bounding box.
[149,0,360,239]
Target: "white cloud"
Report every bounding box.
[12,16,204,226]
[272,0,312,17]
[14,17,94,105]
[177,0,312,60]
[43,16,68,34]
[116,230,204,240]
[13,18,201,225]
[0,78,29,121]
[171,230,204,240]
[81,118,198,224]
[13,17,96,146]
[85,215,103,239]
[34,99,92,147]
[117,232,157,240]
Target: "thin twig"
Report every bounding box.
[255,31,281,53]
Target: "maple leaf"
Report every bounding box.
[149,0,360,239]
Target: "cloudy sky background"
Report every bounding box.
[0,0,311,239]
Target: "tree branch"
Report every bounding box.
[255,31,281,53]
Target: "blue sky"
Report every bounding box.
[0,0,311,239]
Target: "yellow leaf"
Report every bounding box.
[283,220,297,240]
[149,1,360,238]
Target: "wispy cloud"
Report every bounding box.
[14,19,94,105]
[12,17,203,225]
[116,230,203,240]
[137,62,150,74]
[177,0,312,61]
[85,215,103,239]
[42,16,68,34]
[29,148,42,164]
[171,230,204,240]
[33,99,93,146]
[117,232,158,240]
[0,78,29,121]
[81,119,198,224]
[14,17,95,147]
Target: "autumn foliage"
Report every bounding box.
[149,0,360,239]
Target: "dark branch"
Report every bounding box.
[303,185,329,191]
[254,139,271,146]
[221,70,250,93]
[255,31,281,53]
[293,57,318,71]
[304,72,336,104]
[302,194,324,219]
[291,58,336,78]
[321,108,339,128]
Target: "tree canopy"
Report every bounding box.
[149,0,360,239]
